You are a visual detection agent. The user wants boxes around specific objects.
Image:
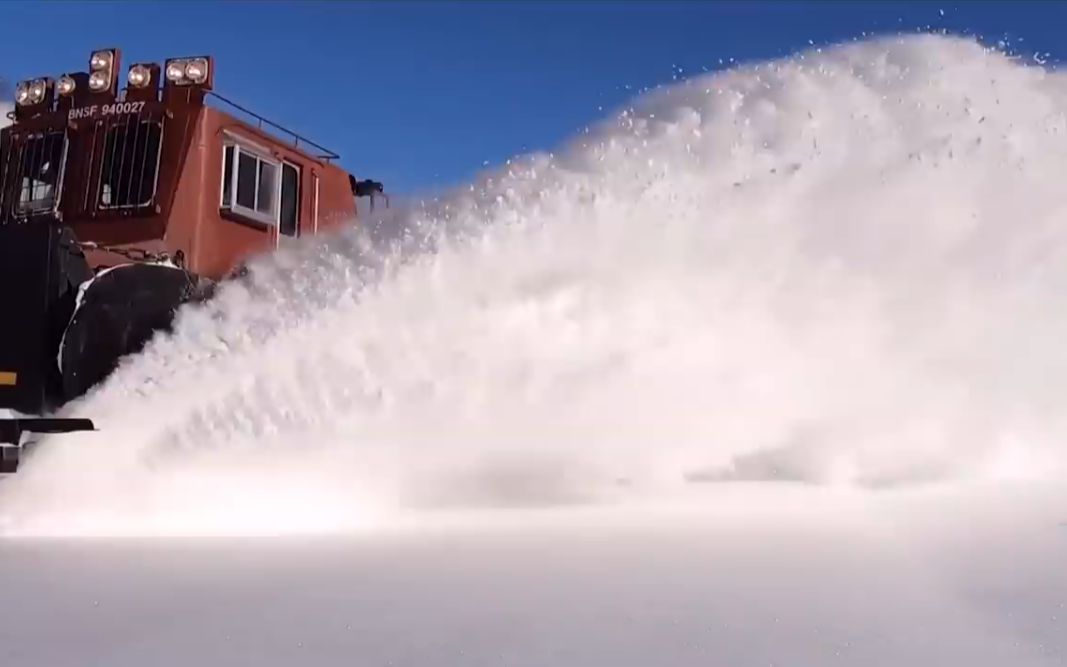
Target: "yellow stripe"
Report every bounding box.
[0,372,16,386]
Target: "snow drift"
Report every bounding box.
[3,34,1067,535]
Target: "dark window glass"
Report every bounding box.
[222,145,234,207]
[236,152,257,210]
[256,160,276,216]
[280,164,299,237]
[98,121,162,208]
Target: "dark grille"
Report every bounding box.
[89,114,164,211]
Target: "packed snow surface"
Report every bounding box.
[1,34,1066,666]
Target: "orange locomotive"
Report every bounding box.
[0,49,384,469]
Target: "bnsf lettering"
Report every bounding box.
[67,101,146,120]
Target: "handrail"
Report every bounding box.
[206,91,341,162]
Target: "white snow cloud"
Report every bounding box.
[6,34,1067,534]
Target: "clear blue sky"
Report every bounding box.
[1,1,1064,192]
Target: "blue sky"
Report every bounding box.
[2,1,1065,192]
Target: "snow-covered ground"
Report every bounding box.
[3,34,1067,665]
[2,485,1065,666]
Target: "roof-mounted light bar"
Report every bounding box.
[7,49,218,122]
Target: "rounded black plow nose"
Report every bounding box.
[0,418,96,473]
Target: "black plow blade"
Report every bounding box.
[0,418,96,473]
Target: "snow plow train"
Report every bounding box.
[0,49,383,471]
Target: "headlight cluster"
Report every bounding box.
[164,57,209,86]
[14,78,48,106]
[11,49,215,110]
[87,49,115,93]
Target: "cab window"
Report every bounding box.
[221,144,300,235]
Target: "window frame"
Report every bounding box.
[220,141,282,227]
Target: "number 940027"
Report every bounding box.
[68,101,146,120]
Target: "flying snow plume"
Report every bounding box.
[5,34,1067,535]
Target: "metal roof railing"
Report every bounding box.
[206,91,340,162]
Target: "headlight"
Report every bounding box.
[56,75,76,96]
[14,81,31,106]
[165,60,187,84]
[184,58,209,84]
[165,57,210,86]
[128,65,151,88]
[27,79,47,104]
[90,50,113,71]
[88,71,110,92]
